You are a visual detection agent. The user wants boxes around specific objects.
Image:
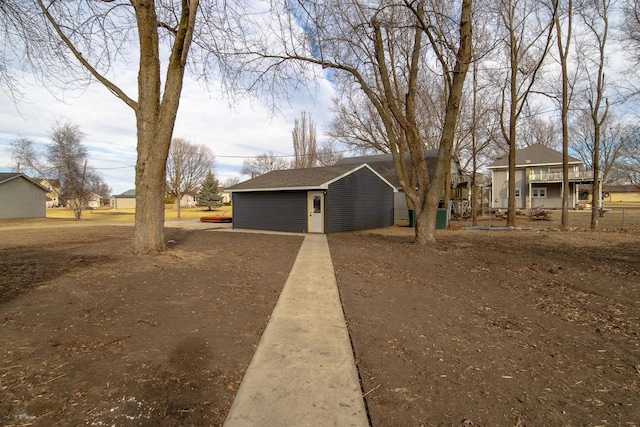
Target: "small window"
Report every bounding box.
[313,195,322,213]
[514,188,521,198]
[532,187,547,198]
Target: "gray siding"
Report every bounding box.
[0,177,46,219]
[530,183,562,209]
[326,167,394,233]
[394,192,409,221]
[232,191,308,233]
[492,169,526,209]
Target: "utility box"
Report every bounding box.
[408,209,415,227]
[436,208,449,229]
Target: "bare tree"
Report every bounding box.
[2,1,205,254]
[619,128,640,186]
[85,171,112,203]
[326,93,391,154]
[240,152,289,177]
[10,121,109,212]
[47,121,89,220]
[494,0,556,226]
[223,176,241,187]
[466,64,501,225]
[166,137,215,218]
[570,113,628,187]
[621,0,640,65]
[234,0,471,243]
[9,137,48,178]
[576,0,610,229]
[519,117,560,149]
[443,0,499,226]
[552,0,575,229]
[291,111,317,168]
[316,140,344,166]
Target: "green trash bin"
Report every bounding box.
[436,208,448,229]
[408,209,415,228]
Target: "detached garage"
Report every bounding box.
[0,173,49,219]
[227,164,396,234]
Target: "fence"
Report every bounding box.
[458,206,640,231]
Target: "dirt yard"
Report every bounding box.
[329,227,640,427]
[0,226,303,426]
[1,223,639,426]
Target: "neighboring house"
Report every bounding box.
[110,189,136,209]
[227,163,396,234]
[64,191,102,209]
[218,186,231,204]
[86,192,102,208]
[603,185,640,204]
[336,151,468,222]
[40,178,62,208]
[487,144,596,210]
[0,173,49,219]
[177,192,198,207]
[180,187,229,207]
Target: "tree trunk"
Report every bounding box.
[133,135,169,254]
[130,0,197,254]
[412,0,472,244]
[471,59,478,226]
[415,202,436,244]
[507,26,518,227]
[555,0,572,230]
[590,137,601,229]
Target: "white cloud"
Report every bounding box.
[0,67,336,194]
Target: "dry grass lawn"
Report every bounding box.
[0,205,233,228]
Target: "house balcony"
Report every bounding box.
[528,170,595,183]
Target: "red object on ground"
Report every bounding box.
[200,216,232,223]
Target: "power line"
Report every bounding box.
[93,165,136,170]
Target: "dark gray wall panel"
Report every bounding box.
[232,191,308,233]
[326,168,394,233]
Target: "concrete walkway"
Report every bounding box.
[224,234,369,427]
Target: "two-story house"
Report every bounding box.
[487,144,597,210]
[40,178,62,207]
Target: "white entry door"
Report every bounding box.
[308,191,324,233]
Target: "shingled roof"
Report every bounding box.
[603,184,640,193]
[227,163,396,192]
[0,173,21,184]
[0,173,50,191]
[487,144,581,169]
[336,150,440,188]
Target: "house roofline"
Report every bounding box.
[228,164,398,193]
[228,185,326,193]
[0,173,50,192]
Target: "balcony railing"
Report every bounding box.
[528,170,595,183]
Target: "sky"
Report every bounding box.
[0,67,337,195]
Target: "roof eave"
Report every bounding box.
[228,185,326,193]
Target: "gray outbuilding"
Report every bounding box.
[0,173,49,219]
[227,164,396,234]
